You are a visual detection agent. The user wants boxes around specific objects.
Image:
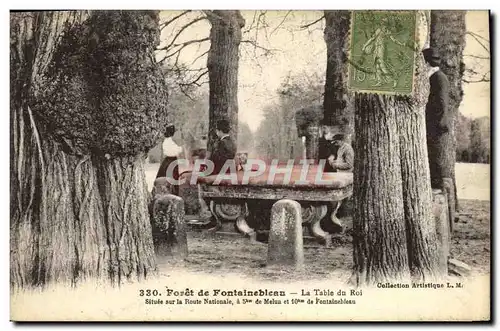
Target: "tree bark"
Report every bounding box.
[430,10,466,212]
[353,94,410,285]
[10,11,166,289]
[206,10,245,152]
[323,11,353,140]
[352,11,443,285]
[397,37,442,280]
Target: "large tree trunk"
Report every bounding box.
[353,94,410,285]
[352,11,443,285]
[323,11,353,140]
[10,11,167,289]
[430,10,466,212]
[397,25,442,279]
[206,10,245,152]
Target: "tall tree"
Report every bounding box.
[205,10,245,152]
[10,11,168,288]
[323,11,353,140]
[352,11,442,286]
[430,10,467,212]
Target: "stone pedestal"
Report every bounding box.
[442,177,456,233]
[152,177,176,197]
[267,199,304,269]
[152,194,188,260]
[432,189,450,274]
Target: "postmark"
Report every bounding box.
[348,11,418,95]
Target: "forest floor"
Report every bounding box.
[10,198,490,322]
[10,163,490,321]
[158,199,490,282]
[145,161,491,280]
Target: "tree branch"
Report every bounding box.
[160,10,192,30]
[179,85,196,101]
[158,16,207,52]
[468,31,489,43]
[243,11,258,34]
[464,54,490,60]
[179,70,209,87]
[191,50,210,65]
[161,37,210,63]
[466,31,490,53]
[270,11,292,36]
[169,37,210,49]
[463,71,490,84]
[241,39,279,56]
[300,15,324,29]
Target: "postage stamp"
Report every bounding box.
[348,10,418,95]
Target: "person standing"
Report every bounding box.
[156,125,183,194]
[327,134,354,173]
[318,123,337,173]
[319,123,354,173]
[209,119,236,175]
[423,47,457,229]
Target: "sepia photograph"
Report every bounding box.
[8,7,491,322]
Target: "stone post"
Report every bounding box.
[432,189,449,274]
[442,177,456,233]
[152,177,176,197]
[267,199,304,269]
[152,194,188,261]
[305,125,320,161]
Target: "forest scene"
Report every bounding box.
[10,10,490,321]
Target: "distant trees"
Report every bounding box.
[253,70,489,164]
[254,70,324,160]
[455,115,490,163]
[468,117,490,163]
[238,122,254,153]
[147,86,254,162]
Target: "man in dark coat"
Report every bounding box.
[209,119,236,175]
[423,47,457,229]
[319,122,354,173]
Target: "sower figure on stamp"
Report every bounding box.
[423,47,457,231]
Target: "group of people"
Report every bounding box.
[155,46,455,225]
[318,126,354,173]
[156,117,354,182]
[155,118,236,181]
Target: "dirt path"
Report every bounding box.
[163,199,490,282]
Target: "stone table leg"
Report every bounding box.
[306,204,330,246]
[330,200,344,230]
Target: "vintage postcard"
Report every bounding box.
[9,9,490,322]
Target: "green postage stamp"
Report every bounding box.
[348,11,418,95]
